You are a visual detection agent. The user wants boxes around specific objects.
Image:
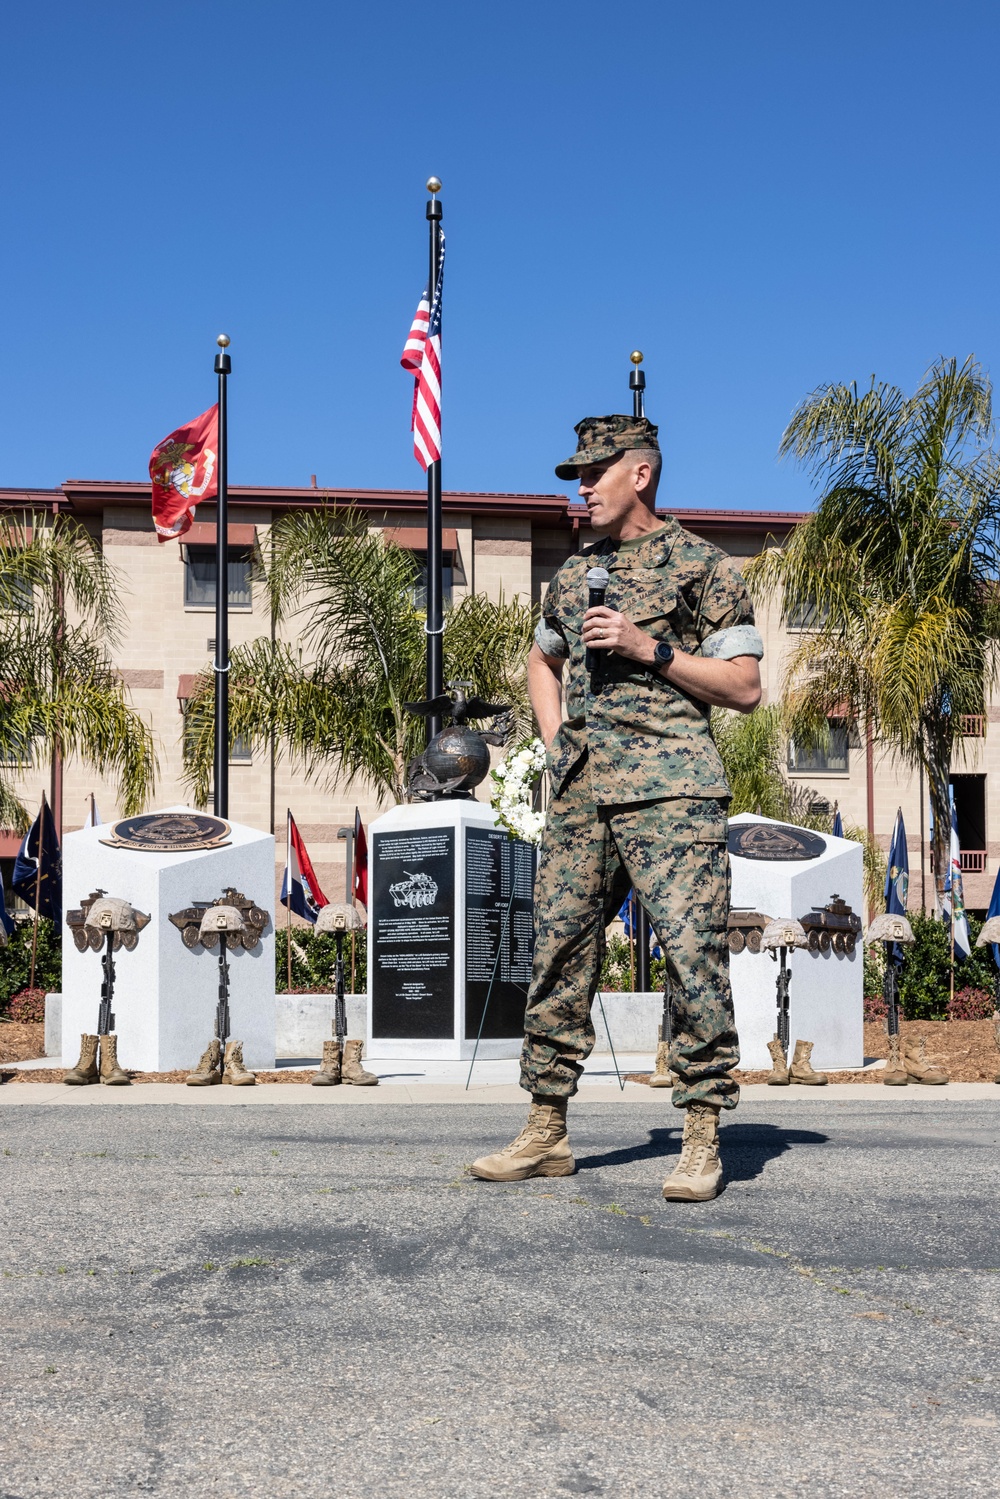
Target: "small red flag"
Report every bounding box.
[149,404,219,543]
[353,808,368,910]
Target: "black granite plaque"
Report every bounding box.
[464,827,535,1039]
[371,826,455,1038]
[727,822,826,862]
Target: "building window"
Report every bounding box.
[0,573,33,613]
[788,720,849,774]
[786,596,828,630]
[184,547,252,609]
[0,731,30,768]
[410,551,453,610]
[230,733,252,764]
[951,774,986,871]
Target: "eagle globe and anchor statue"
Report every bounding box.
[403,680,513,800]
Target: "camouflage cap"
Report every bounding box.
[554,414,660,481]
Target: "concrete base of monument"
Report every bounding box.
[728,814,866,1072]
[60,808,277,1073]
[367,800,537,1061]
[271,991,666,1059]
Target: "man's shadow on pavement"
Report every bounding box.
[576,1123,829,1184]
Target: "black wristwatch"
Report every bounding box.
[652,640,675,674]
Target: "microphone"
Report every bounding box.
[585,566,611,675]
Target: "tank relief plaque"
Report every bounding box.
[464,827,536,1039]
[371,826,455,1038]
[100,813,231,852]
[727,822,826,862]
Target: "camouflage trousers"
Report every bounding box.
[520,760,740,1110]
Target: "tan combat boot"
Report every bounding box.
[469,1098,575,1181]
[64,1034,100,1085]
[341,1039,378,1086]
[223,1041,256,1086]
[662,1103,723,1202]
[648,1040,675,1089]
[98,1034,131,1086]
[186,1039,222,1086]
[883,1033,908,1086]
[765,1036,789,1085]
[311,1039,342,1086]
[789,1039,828,1085]
[903,1036,947,1085]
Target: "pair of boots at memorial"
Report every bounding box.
[186,1039,256,1087]
[469,1096,723,1202]
[881,1034,948,1087]
[311,1039,378,1087]
[766,1037,828,1086]
[64,1033,130,1086]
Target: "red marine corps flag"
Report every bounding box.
[149,404,219,542]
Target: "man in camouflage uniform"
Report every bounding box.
[471,414,763,1201]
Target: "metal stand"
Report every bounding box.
[97,932,116,1036]
[636,906,652,992]
[213,336,231,818]
[628,353,654,995]
[425,183,444,742]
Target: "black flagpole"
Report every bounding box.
[630,350,653,993]
[214,334,231,818]
[425,177,444,743]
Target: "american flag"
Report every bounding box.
[400,228,444,470]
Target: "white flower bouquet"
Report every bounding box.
[490,736,547,845]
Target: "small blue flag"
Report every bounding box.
[985,864,1000,971]
[884,807,909,966]
[832,807,844,839]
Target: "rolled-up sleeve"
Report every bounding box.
[696,560,763,660]
[534,575,568,659]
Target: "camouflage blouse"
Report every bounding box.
[535,519,762,805]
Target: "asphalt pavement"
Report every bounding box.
[1,1099,998,1498]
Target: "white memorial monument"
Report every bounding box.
[367,799,534,1061]
[61,807,276,1072]
[727,813,864,1070]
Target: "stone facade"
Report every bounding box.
[1,480,993,916]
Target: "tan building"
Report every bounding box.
[0,481,992,915]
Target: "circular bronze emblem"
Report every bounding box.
[101,813,231,853]
[727,822,826,862]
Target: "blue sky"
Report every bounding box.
[3,1,999,512]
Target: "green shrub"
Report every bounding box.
[0,919,61,1012]
[897,912,995,1021]
[275,927,367,994]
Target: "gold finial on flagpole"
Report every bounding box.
[217,334,231,348]
[630,350,643,366]
[426,176,442,195]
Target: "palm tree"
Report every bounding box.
[182,507,536,807]
[0,515,157,822]
[745,357,1000,903]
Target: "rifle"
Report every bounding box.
[97,933,116,1036]
[884,943,903,1077]
[775,945,791,1059]
[333,931,347,1049]
[215,945,232,1071]
[659,970,673,1051]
